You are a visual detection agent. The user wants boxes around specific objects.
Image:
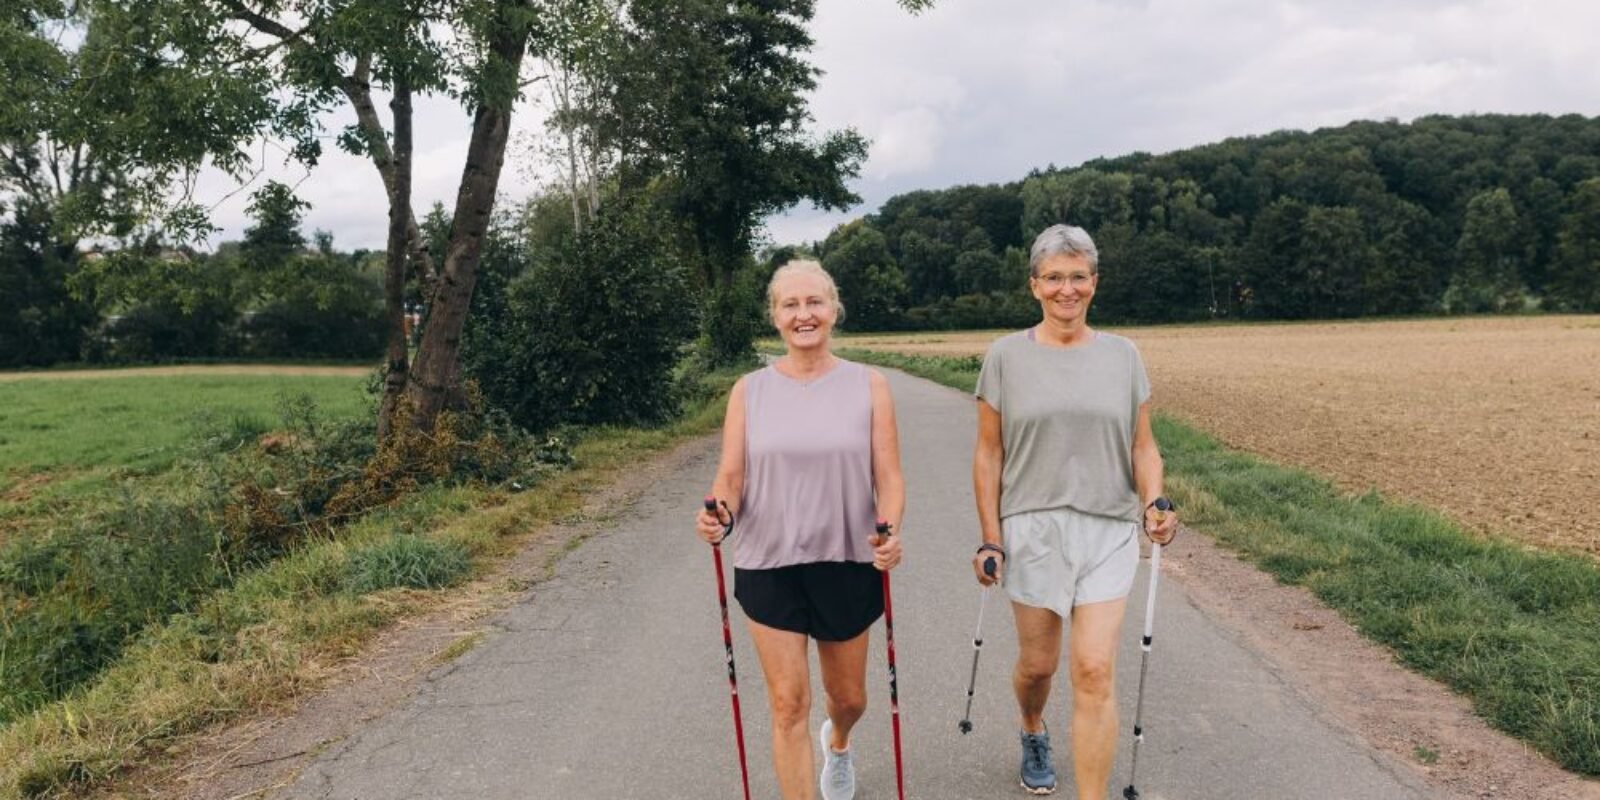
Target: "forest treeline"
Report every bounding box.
[809,113,1600,330]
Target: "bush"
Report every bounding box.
[342,535,472,594]
[465,198,697,433]
[238,301,386,360]
[85,299,238,363]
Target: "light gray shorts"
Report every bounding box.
[1002,507,1139,617]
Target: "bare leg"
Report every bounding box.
[748,619,815,800]
[1067,598,1129,800]
[1012,602,1064,734]
[816,629,871,751]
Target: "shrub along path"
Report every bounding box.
[182,367,1598,800]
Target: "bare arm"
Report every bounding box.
[869,369,906,569]
[1132,402,1177,544]
[972,398,1005,583]
[695,377,748,541]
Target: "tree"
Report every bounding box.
[1020,169,1134,242]
[604,0,868,364]
[821,220,905,330]
[0,203,94,366]
[1448,188,1529,313]
[898,230,957,304]
[240,182,309,279]
[1,2,180,244]
[30,0,558,436]
[1548,179,1600,311]
[463,195,696,431]
[1239,197,1310,318]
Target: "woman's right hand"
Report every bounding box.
[973,549,1004,586]
[696,502,731,544]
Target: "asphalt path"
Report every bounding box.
[283,367,1433,800]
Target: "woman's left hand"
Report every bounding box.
[869,531,903,572]
[1144,504,1178,545]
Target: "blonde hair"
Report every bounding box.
[766,259,846,324]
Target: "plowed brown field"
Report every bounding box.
[845,315,1600,558]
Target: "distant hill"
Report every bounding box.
[809,114,1600,329]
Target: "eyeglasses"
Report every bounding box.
[1032,271,1095,289]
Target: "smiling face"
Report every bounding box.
[770,270,839,353]
[1030,252,1099,326]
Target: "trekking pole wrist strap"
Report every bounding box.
[976,542,1006,559]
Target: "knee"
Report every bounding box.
[1015,655,1058,687]
[769,690,811,732]
[828,686,867,720]
[1071,657,1116,701]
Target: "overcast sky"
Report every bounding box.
[191,0,1600,251]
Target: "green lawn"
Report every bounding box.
[0,374,371,477]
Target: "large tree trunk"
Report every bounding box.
[403,4,529,429]
[376,77,414,440]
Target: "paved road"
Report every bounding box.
[283,368,1433,799]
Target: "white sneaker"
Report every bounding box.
[818,718,856,800]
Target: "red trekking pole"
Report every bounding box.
[875,519,907,800]
[705,497,751,800]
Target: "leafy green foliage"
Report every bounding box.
[1548,178,1600,311]
[808,114,1600,329]
[464,196,696,433]
[605,0,868,363]
[0,204,94,367]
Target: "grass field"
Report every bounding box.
[0,364,740,798]
[0,373,371,476]
[842,315,1600,559]
[0,373,372,543]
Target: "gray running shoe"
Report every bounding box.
[819,717,856,800]
[1019,728,1057,795]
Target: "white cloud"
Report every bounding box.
[180,0,1600,251]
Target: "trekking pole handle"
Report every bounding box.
[704,497,734,543]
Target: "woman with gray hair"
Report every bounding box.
[695,259,906,800]
[971,224,1178,797]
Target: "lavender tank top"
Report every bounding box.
[735,359,878,570]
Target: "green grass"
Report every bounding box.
[0,374,370,477]
[0,365,742,799]
[844,348,1600,777]
[0,375,371,543]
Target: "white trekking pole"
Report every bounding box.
[1123,496,1172,800]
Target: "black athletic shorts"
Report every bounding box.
[734,561,884,642]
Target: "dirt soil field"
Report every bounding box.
[845,315,1600,559]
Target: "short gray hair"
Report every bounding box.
[1028,224,1099,275]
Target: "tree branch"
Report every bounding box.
[219,0,298,41]
[338,54,439,294]
[0,145,47,205]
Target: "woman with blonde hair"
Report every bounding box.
[695,259,906,800]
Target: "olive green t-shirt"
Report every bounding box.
[975,330,1151,522]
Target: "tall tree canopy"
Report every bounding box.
[798,114,1600,329]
